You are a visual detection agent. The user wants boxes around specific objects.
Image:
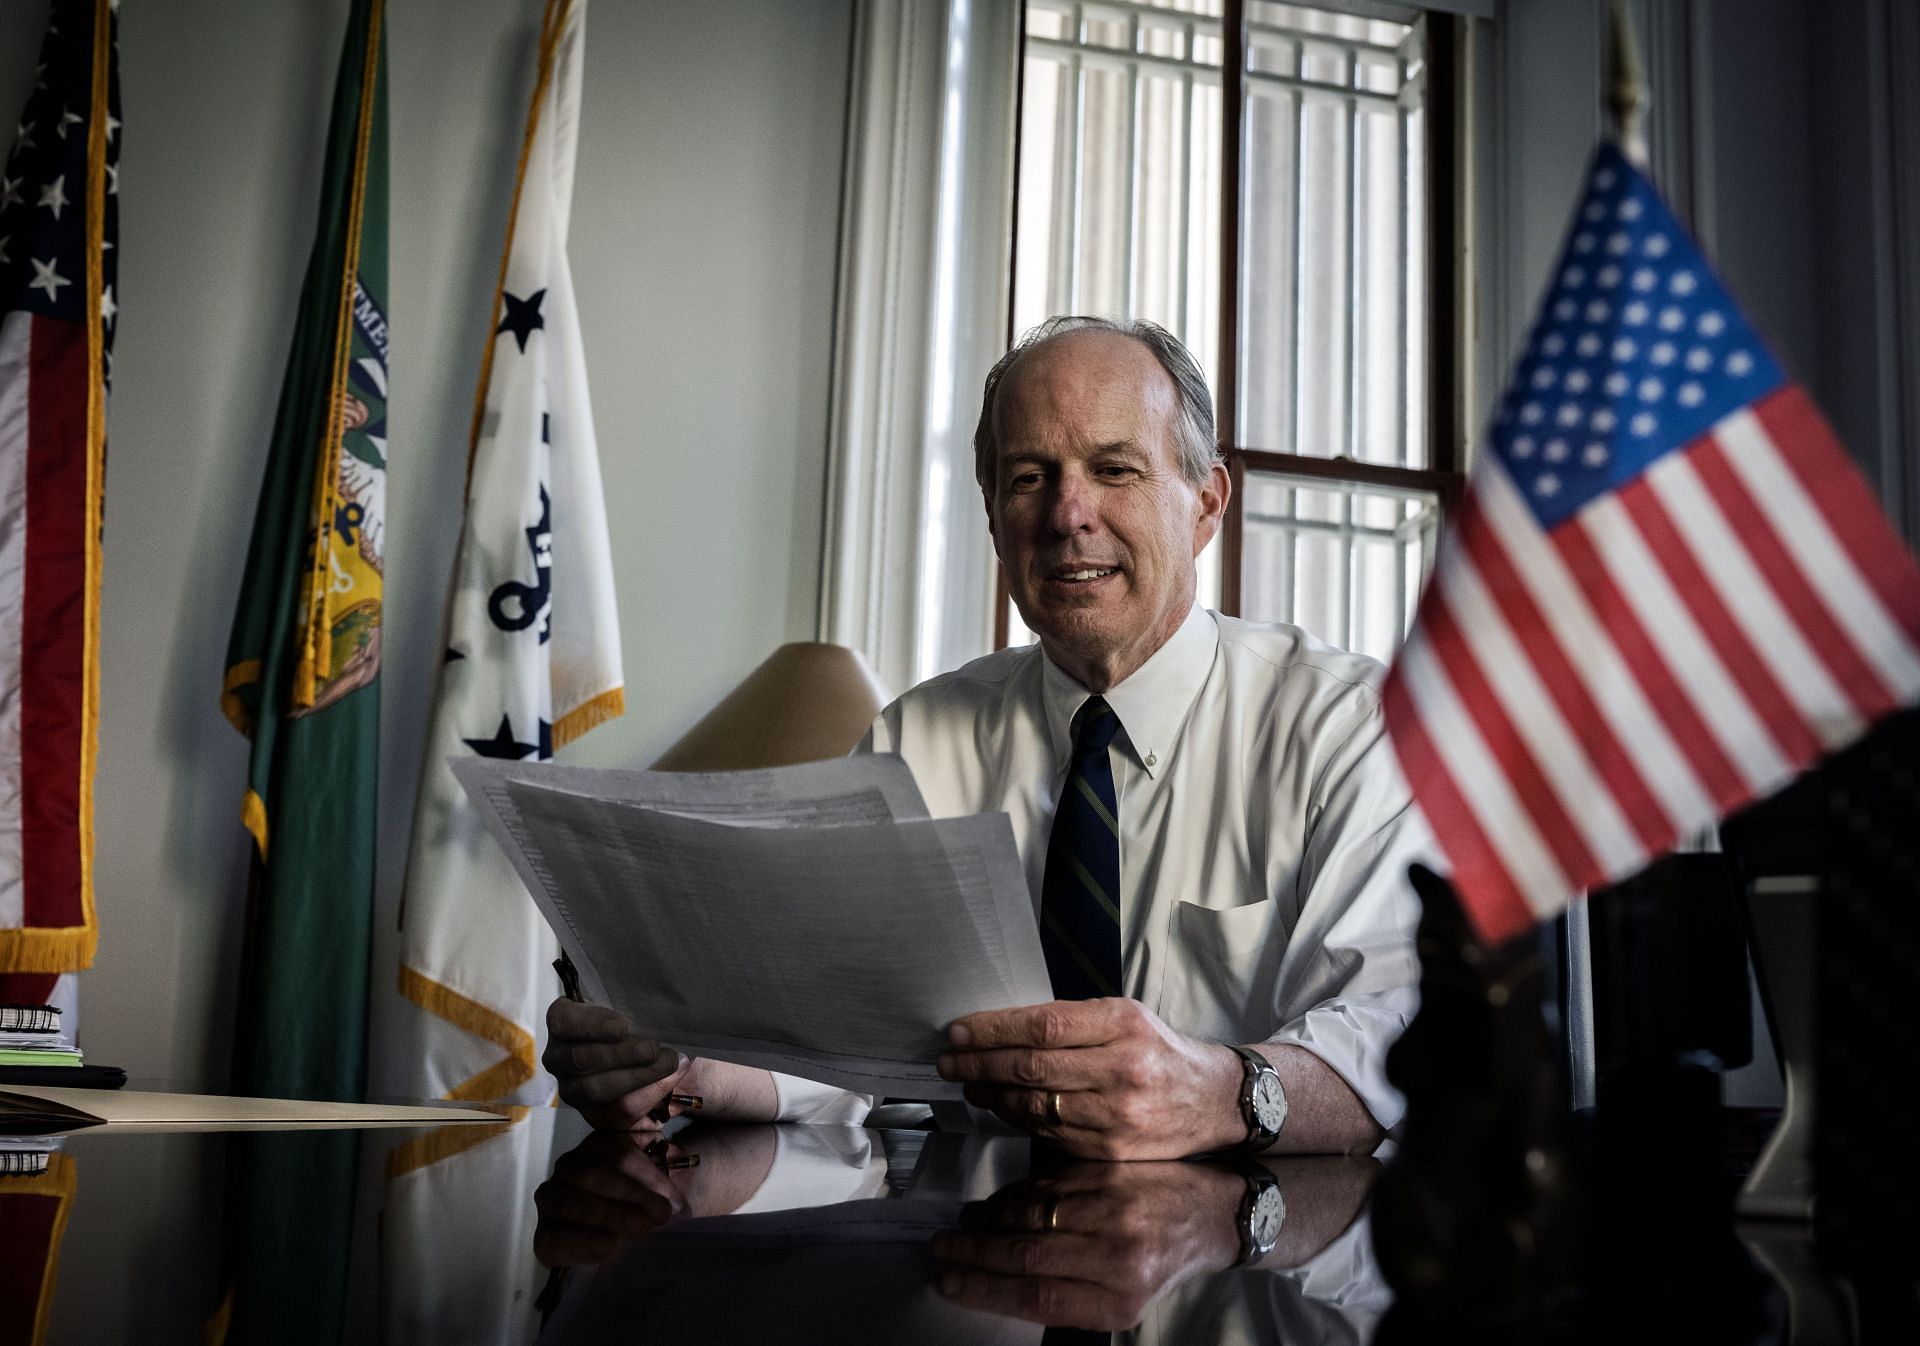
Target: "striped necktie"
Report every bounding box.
[1040,697,1122,1000]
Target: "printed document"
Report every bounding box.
[453,756,1051,1099]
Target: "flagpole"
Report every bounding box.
[1607,0,1650,167]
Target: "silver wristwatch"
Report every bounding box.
[1233,1163,1288,1266]
[1228,1044,1287,1150]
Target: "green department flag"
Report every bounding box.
[213,4,388,1340]
[221,0,388,1107]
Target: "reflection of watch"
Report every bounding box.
[1228,1045,1287,1150]
[1233,1164,1287,1267]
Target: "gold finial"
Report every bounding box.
[1607,0,1650,167]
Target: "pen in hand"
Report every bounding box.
[552,951,704,1120]
[553,951,585,1003]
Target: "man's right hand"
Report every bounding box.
[543,998,693,1131]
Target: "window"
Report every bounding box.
[1002,0,1461,663]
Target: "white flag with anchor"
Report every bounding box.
[389,0,621,1106]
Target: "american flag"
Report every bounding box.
[1384,141,1920,944]
[0,0,118,987]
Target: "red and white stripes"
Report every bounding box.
[1388,384,1920,942]
[0,309,93,947]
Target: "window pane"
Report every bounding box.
[1077,63,1133,315]
[1354,96,1406,465]
[1083,11,1132,52]
[1012,63,1219,370]
[1237,10,1425,468]
[1134,71,1190,336]
[1239,470,1437,662]
[1013,56,1064,336]
[1027,6,1068,41]
[1143,23,1186,60]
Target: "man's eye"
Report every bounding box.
[1009,472,1044,490]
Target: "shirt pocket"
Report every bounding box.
[1157,900,1282,1045]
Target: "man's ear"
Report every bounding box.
[1192,461,1231,555]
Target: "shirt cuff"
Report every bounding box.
[731,1126,888,1214]
[1262,990,1417,1131]
[770,1071,875,1125]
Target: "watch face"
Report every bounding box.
[1252,1073,1286,1132]
[1251,1185,1286,1245]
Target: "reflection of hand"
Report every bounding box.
[532,1126,782,1267]
[936,999,1244,1159]
[533,1131,687,1267]
[931,1160,1245,1329]
[932,1155,1380,1329]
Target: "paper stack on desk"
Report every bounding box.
[453,755,1052,1099]
[0,1004,82,1069]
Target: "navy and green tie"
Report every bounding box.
[1040,697,1122,1000]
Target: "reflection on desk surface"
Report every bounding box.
[534,1125,1385,1344]
[6,1115,1383,1345]
[10,1103,1880,1345]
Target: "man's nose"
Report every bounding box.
[1046,473,1098,534]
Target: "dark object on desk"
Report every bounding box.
[1575,858,1778,1341]
[1585,851,1751,1081]
[1372,864,1579,1333]
[1579,852,1752,1290]
[1809,707,1919,1268]
[1375,866,1783,1343]
[1724,704,1920,1269]
[0,1063,126,1089]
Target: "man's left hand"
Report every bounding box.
[936,998,1244,1160]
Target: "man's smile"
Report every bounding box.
[1042,564,1123,591]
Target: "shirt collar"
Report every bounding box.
[1039,603,1218,779]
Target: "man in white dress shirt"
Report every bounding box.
[546,317,1424,1158]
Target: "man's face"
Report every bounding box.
[984,331,1230,691]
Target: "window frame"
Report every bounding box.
[994,0,1467,648]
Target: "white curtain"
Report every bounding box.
[817,0,1021,697]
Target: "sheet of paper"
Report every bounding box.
[501,778,1051,1099]
[454,753,928,829]
[0,1087,507,1133]
[451,754,934,939]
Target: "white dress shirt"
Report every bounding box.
[777,601,1426,1129]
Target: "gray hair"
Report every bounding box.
[971,315,1222,492]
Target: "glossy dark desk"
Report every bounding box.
[5,1111,1385,1345]
[0,1099,1888,1346]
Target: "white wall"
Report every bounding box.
[0,0,852,1089]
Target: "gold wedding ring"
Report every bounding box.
[1046,1089,1063,1127]
[1044,1192,1061,1231]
